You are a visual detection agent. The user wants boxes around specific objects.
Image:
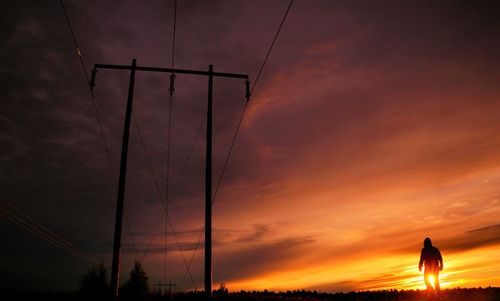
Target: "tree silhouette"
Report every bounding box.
[121,260,149,299]
[78,262,109,297]
[214,283,229,298]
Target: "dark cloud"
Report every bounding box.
[439,224,500,252]
[2,0,500,292]
[118,224,275,256]
[215,235,317,282]
[468,224,500,233]
[233,224,272,243]
[391,223,500,255]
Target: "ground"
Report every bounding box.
[2,287,499,301]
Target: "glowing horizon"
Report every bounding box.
[224,245,500,292]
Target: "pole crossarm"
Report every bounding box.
[92,63,248,82]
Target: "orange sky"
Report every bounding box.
[123,1,500,292]
[134,41,500,290]
[2,0,500,293]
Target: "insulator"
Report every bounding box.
[169,73,176,96]
[245,79,251,101]
[90,69,97,90]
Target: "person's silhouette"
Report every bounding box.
[419,237,443,292]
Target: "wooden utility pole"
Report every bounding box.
[205,64,213,298]
[91,59,249,300]
[93,58,136,298]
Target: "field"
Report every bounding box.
[2,287,499,301]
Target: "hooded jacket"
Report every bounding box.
[419,237,443,273]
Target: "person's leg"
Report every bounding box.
[434,271,440,292]
[424,271,432,291]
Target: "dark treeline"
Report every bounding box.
[1,287,499,301]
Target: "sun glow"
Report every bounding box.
[427,275,435,286]
[226,245,500,292]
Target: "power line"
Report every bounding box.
[140,213,197,290]
[141,114,205,291]
[214,0,295,206]
[126,89,198,288]
[164,101,173,286]
[250,0,295,96]
[119,0,177,279]
[172,114,206,198]
[59,0,140,259]
[140,0,197,288]
[165,0,178,286]
[60,0,293,291]
[140,213,164,263]
[59,0,90,85]
[167,214,198,290]
[129,103,202,289]
[60,0,209,292]
[139,114,205,262]
[171,0,178,71]
[0,208,91,261]
[59,0,115,181]
[132,114,164,201]
[179,224,204,289]
[212,101,247,205]
[179,0,295,283]
[0,201,94,261]
[0,197,97,263]
[123,0,198,287]
[131,109,200,288]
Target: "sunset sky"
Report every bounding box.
[1,0,500,293]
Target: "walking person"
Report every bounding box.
[419,237,443,292]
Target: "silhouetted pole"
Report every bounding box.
[90,61,249,300]
[110,58,137,298]
[205,65,213,298]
